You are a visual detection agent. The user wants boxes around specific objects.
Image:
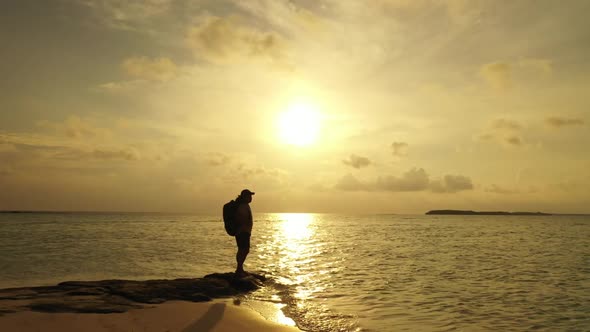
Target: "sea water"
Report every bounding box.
[0,212,589,331]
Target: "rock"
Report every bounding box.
[0,272,269,315]
[204,272,266,292]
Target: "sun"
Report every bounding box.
[277,101,322,146]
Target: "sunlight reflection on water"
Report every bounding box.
[280,213,314,240]
[254,213,357,331]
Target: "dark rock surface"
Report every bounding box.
[0,272,266,315]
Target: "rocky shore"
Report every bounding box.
[0,272,266,315]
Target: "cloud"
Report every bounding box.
[77,0,172,31]
[229,163,289,189]
[93,147,141,161]
[187,16,288,65]
[376,168,430,191]
[336,168,474,193]
[545,117,585,128]
[0,164,14,176]
[0,132,69,149]
[480,62,511,91]
[391,141,408,157]
[335,173,370,191]
[0,142,17,153]
[430,174,474,193]
[232,1,321,35]
[64,116,110,139]
[206,152,232,167]
[236,164,267,178]
[480,58,552,91]
[362,0,482,25]
[122,56,178,82]
[479,118,524,147]
[493,118,521,130]
[37,116,112,140]
[485,184,518,194]
[549,178,590,193]
[505,135,523,146]
[519,58,553,74]
[33,145,142,162]
[96,80,149,93]
[1,122,140,163]
[342,154,371,169]
[478,133,494,141]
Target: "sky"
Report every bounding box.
[1,0,589,214]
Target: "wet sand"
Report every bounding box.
[0,300,300,332]
[0,272,301,331]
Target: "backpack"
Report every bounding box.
[222,200,239,236]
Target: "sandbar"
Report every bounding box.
[0,272,302,331]
[0,299,301,331]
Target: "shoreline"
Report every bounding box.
[0,273,302,331]
[0,299,301,332]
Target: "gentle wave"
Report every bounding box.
[1,213,589,331]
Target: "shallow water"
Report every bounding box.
[1,213,589,331]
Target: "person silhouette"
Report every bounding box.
[234,189,254,277]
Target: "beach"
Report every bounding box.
[0,300,300,332]
[0,273,301,332]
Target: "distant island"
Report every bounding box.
[426,210,551,216]
[0,211,37,213]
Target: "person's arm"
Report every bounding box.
[235,204,248,232]
[236,204,253,232]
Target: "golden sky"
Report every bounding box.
[1,0,589,213]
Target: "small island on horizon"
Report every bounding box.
[426,210,552,216]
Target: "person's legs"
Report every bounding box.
[235,232,251,275]
[236,247,249,273]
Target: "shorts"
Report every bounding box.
[235,232,251,249]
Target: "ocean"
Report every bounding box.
[1,212,589,331]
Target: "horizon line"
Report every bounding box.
[1,210,589,216]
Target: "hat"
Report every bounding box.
[240,189,255,196]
